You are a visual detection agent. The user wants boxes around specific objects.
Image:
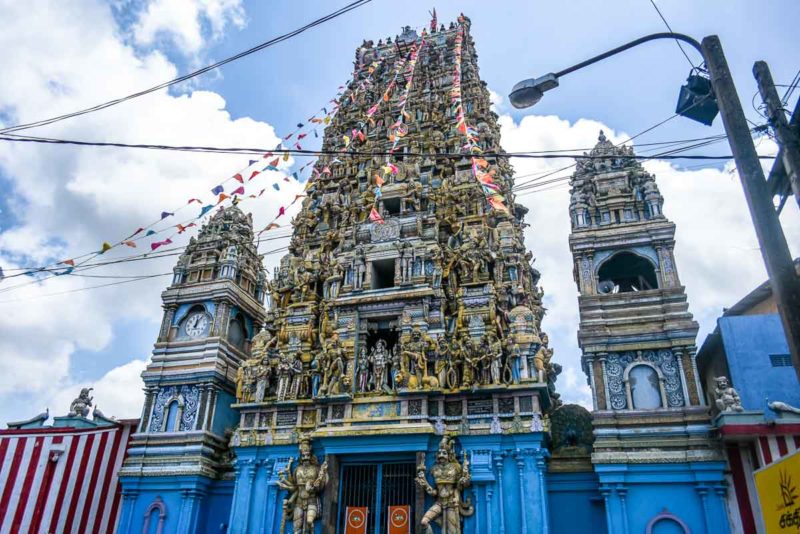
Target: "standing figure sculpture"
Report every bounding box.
[415,436,473,534]
[369,340,390,393]
[277,436,329,534]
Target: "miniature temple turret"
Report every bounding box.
[569,133,730,533]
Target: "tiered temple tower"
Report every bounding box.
[228,16,559,534]
[569,134,730,533]
[118,206,267,532]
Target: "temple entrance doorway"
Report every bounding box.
[364,317,400,357]
[337,461,417,534]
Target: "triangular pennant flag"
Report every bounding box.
[374,185,382,199]
[296,123,304,128]
[217,193,230,204]
[283,133,293,140]
[146,230,157,236]
[232,186,245,195]
[295,142,302,150]
[263,151,273,158]
[369,207,385,224]
[374,174,385,186]
[160,211,173,219]
[314,129,318,138]
[211,185,224,195]
[100,242,113,253]
[130,227,145,236]
[187,199,201,205]
[63,259,76,267]
[283,153,290,162]
[292,172,299,180]
[269,157,280,167]
[54,267,74,277]
[277,206,286,218]
[150,238,173,251]
[257,188,266,197]
[249,171,260,180]
[272,183,280,191]
[199,205,214,217]
[123,240,137,248]
[262,222,280,232]
[248,159,257,166]
[233,173,244,183]
[298,133,307,140]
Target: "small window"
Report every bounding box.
[228,315,246,349]
[770,354,792,367]
[165,401,180,432]
[371,259,396,289]
[598,252,658,293]
[629,365,662,410]
[382,197,401,216]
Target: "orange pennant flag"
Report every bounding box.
[63,259,75,266]
[217,193,230,204]
[269,157,280,167]
[123,240,137,248]
[374,174,385,186]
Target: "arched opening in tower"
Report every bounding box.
[598,252,658,293]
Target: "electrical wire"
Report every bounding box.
[0,133,773,161]
[0,0,374,135]
[647,0,696,69]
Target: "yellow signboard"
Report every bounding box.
[755,449,800,533]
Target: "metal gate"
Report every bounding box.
[338,462,416,533]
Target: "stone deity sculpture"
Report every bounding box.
[277,437,329,534]
[714,376,744,412]
[415,436,473,534]
[69,388,93,417]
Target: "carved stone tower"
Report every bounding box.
[228,16,557,534]
[118,205,267,532]
[569,133,729,533]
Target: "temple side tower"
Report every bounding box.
[569,133,730,533]
[118,205,267,532]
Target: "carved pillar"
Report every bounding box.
[514,451,529,534]
[617,486,630,534]
[685,345,704,405]
[585,354,598,410]
[139,386,158,433]
[195,384,209,431]
[485,486,494,534]
[160,305,177,342]
[177,488,206,534]
[118,489,139,534]
[535,451,550,534]
[674,350,691,407]
[599,353,611,410]
[493,453,506,534]
[230,459,256,533]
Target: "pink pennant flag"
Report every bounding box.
[277,206,286,218]
[369,207,385,224]
[187,198,202,204]
[150,238,173,251]
[232,186,245,195]
[298,133,307,140]
[233,173,244,183]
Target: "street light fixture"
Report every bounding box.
[509,32,800,379]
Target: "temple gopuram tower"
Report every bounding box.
[229,16,558,534]
[118,205,267,533]
[569,134,730,533]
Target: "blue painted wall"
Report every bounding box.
[594,462,730,534]
[547,471,606,534]
[118,476,233,534]
[719,314,799,410]
[228,432,551,534]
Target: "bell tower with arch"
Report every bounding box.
[568,132,730,533]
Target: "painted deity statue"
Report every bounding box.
[369,339,390,393]
[416,436,473,534]
[277,437,329,534]
[714,376,744,412]
[69,387,93,417]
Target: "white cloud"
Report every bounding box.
[0,0,301,422]
[132,0,246,55]
[494,100,800,409]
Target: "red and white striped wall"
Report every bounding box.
[720,423,800,534]
[0,420,135,534]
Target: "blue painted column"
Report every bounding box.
[600,485,628,534]
[229,458,257,534]
[176,488,206,533]
[493,453,506,534]
[534,450,550,534]
[257,459,275,534]
[485,485,494,534]
[117,489,138,534]
[697,484,731,534]
[514,450,530,534]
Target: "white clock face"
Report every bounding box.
[184,313,209,338]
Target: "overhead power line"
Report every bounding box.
[647,0,696,69]
[0,0,373,135]
[0,134,774,161]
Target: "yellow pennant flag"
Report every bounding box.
[100,242,112,253]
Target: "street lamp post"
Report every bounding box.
[509,33,800,381]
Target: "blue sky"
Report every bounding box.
[0,0,798,423]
